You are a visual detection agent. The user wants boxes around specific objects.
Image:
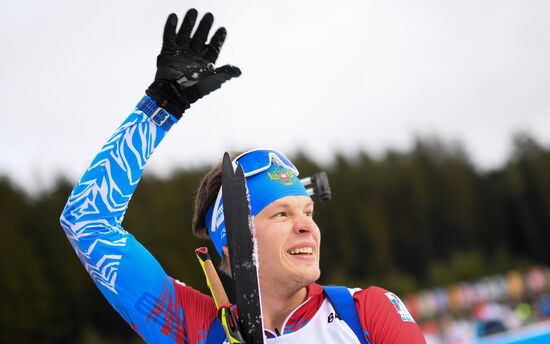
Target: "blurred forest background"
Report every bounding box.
[1,133,550,343]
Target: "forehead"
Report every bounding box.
[265,195,314,209]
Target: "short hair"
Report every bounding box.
[192,152,241,239]
[192,153,244,274]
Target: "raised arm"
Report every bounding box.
[60,9,240,343]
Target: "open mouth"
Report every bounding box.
[287,247,313,255]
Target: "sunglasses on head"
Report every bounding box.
[232,149,299,178]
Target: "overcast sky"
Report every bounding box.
[1,0,550,191]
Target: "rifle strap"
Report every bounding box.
[323,285,370,344]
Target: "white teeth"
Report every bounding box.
[288,247,313,255]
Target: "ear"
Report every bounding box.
[219,245,231,276]
[222,245,229,260]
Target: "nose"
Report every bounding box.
[293,214,315,235]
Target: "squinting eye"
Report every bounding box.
[305,210,314,217]
[274,212,287,218]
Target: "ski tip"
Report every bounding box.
[235,164,245,179]
[222,152,234,177]
[222,152,232,165]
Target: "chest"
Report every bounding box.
[254,299,360,344]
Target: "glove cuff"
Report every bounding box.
[146,80,191,119]
[136,96,178,132]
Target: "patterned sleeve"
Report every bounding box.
[59,102,216,343]
[354,286,427,344]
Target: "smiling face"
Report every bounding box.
[252,195,321,292]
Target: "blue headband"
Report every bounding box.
[205,149,310,257]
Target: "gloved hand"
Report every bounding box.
[146,9,241,118]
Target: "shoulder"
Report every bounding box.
[353,286,397,307]
[171,279,219,343]
[172,278,217,313]
[353,286,427,344]
[352,286,415,321]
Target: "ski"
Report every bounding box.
[221,152,265,344]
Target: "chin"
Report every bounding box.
[296,267,321,286]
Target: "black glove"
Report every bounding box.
[146,9,241,118]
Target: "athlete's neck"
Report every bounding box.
[261,285,308,333]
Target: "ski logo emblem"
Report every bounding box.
[385,292,414,322]
[267,167,296,186]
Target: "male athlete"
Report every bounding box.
[60,9,426,343]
